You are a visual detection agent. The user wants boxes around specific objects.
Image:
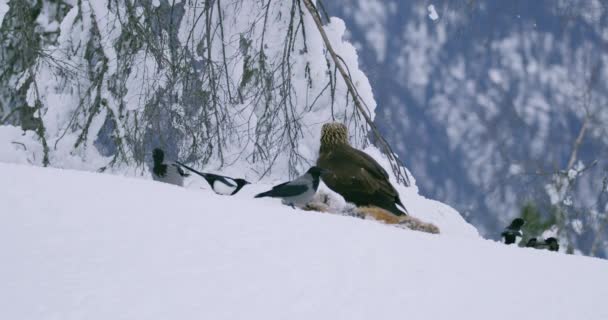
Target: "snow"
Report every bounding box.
[572,219,584,234]
[4,0,381,181]
[428,4,439,21]
[0,126,42,165]
[545,182,561,205]
[2,163,608,320]
[488,68,503,83]
[0,0,8,26]
[87,1,122,75]
[508,163,523,175]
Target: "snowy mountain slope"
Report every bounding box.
[2,163,607,320]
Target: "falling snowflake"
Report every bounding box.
[428,5,439,21]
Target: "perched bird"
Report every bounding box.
[152,148,189,186]
[526,237,560,252]
[175,161,250,196]
[501,218,525,245]
[316,122,408,216]
[254,166,327,208]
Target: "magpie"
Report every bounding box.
[526,238,538,248]
[152,148,189,186]
[254,166,328,208]
[501,218,525,245]
[175,161,250,196]
[544,237,560,252]
[528,237,560,252]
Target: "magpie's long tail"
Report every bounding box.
[175,161,236,187]
[175,161,208,179]
[254,190,272,198]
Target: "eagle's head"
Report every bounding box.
[320,122,349,147]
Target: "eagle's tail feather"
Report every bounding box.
[394,196,409,215]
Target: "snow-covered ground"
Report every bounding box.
[2,163,607,320]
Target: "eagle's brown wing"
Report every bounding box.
[318,146,399,206]
[349,146,390,179]
[342,146,399,199]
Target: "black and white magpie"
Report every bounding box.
[152,148,189,186]
[526,238,538,248]
[175,161,250,196]
[527,237,559,252]
[501,218,525,245]
[254,166,328,208]
[544,237,560,252]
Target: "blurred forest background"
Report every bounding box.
[325,0,608,256]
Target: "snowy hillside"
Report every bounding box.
[2,163,607,320]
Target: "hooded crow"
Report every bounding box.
[175,161,250,195]
[254,166,327,208]
[317,122,408,216]
[152,148,189,186]
[501,218,525,245]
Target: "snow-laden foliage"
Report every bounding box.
[0,1,8,25]
[0,0,376,179]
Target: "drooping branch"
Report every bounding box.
[301,0,411,186]
[1,0,376,182]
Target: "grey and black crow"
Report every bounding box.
[152,148,189,186]
[254,166,327,208]
[175,161,250,195]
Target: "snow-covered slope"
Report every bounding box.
[2,163,607,320]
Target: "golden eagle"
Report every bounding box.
[316,123,408,216]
